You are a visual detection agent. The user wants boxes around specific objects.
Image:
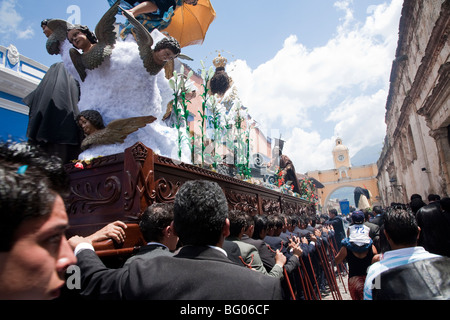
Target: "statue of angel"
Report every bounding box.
[43,19,73,55]
[58,2,191,163]
[121,8,181,76]
[67,0,120,81]
[77,110,156,151]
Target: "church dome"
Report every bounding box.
[333,138,348,152]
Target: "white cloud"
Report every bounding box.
[327,89,388,156]
[0,0,35,42]
[283,128,335,174]
[228,0,402,172]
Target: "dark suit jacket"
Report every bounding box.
[241,235,275,272]
[77,245,282,300]
[123,243,173,266]
[372,257,450,300]
[327,216,346,249]
[264,235,287,256]
[223,240,244,266]
[416,202,450,256]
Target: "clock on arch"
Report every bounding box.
[338,154,345,162]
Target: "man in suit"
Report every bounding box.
[69,180,282,300]
[264,214,286,253]
[124,202,177,265]
[241,214,280,272]
[227,209,287,278]
[327,209,346,250]
[416,194,450,257]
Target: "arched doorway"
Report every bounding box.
[323,185,356,214]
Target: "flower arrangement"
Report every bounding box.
[298,178,319,205]
[205,94,225,169]
[274,166,285,187]
[168,65,195,162]
[198,61,215,167]
[232,101,252,179]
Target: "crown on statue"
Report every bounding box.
[213,53,227,68]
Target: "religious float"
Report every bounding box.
[64,141,314,266]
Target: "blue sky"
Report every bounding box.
[0,0,403,173]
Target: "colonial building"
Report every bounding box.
[0,44,47,140]
[307,138,380,213]
[377,0,450,205]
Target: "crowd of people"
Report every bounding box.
[334,197,450,300]
[1,141,449,301]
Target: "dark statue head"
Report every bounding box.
[67,24,98,45]
[76,110,105,130]
[41,19,50,28]
[154,36,181,56]
[209,67,231,96]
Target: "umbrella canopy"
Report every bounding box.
[164,0,216,48]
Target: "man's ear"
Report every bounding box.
[170,221,178,237]
[222,218,230,238]
[383,228,389,240]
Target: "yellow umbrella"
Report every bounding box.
[164,0,216,48]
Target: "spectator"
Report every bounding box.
[410,197,426,216]
[336,211,377,300]
[427,193,441,203]
[326,209,346,250]
[69,180,283,299]
[416,194,450,257]
[363,209,380,251]
[440,197,450,212]
[0,142,76,300]
[370,205,384,226]
[343,211,372,251]
[364,208,441,300]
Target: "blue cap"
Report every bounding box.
[351,211,365,224]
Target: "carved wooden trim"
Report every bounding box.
[65,142,311,240]
[225,189,259,216]
[123,142,156,219]
[154,178,181,203]
[67,175,122,215]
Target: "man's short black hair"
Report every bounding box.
[173,180,228,246]
[383,208,419,246]
[329,208,338,216]
[0,141,67,251]
[139,202,174,243]
[228,209,247,238]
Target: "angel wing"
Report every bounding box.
[46,19,73,55]
[81,115,157,150]
[121,8,159,75]
[70,1,119,81]
[95,0,119,46]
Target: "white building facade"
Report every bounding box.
[0,44,48,140]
